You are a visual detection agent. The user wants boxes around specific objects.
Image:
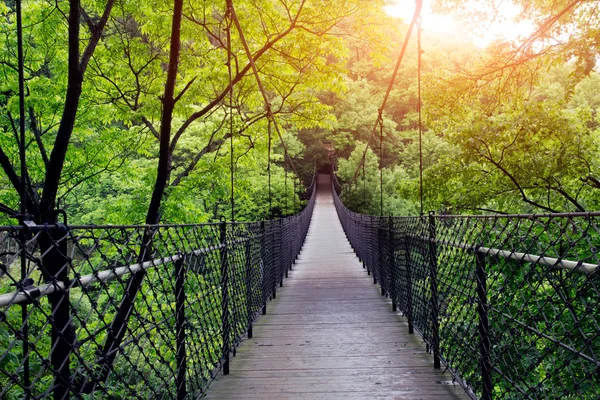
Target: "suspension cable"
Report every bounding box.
[267,119,272,218]
[226,9,235,222]
[16,0,30,393]
[378,115,384,216]
[417,15,424,216]
[362,159,366,206]
[349,0,423,186]
[284,164,288,215]
[16,2,26,218]
[228,1,300,181]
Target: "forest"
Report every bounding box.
[0,1,599,399]
[1,0,598,227]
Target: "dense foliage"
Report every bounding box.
[0,0,385,225]
[1,0,599,399]
[2,0,599,222]
[327,0,600,216]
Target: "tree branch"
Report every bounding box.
[142,116,159,140]
[170,1,307,152]
[479,148,559,213]
[0,202,17,216]
[549,184,586,212]
[80,0,117,73]
[171,132,231,187]
[29,107,49,168]
[173,76,198,104]
[0,144,39,215]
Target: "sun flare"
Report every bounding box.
[385,0,535,48]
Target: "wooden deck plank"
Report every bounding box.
[205,175,468,399]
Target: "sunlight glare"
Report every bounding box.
[385,0,535,48]
[385,0,461,35]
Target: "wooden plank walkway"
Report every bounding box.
[205,175,468,399]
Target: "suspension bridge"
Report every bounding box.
[1,2,599,398]
[205,174,467,399]
[1,171,599,399]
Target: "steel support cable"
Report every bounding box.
[224,9,235,380]
[378,114,384,216]
[417,15,424,216]
[16,5,26,218]
[267,119,272,218]
[16,0,31,394]
[284,164,288,215]
[226,11,235,222]
[362,158,366,206]
[228,1,300,181]
[349,0,423,186]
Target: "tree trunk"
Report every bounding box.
[91,0,184,389]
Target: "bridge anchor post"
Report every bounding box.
[244,233,253,339]
[220,220,231,376]
[259,221,268,315]
[403,235,414,334]
[378,218,386,297]
[428,212,440,369]
[175,257,187,400]
[388,216,398,311]
[476,251,492,400]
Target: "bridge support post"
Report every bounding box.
[220,220,230,375]
[403,235,414,334]
[244,235,253,339]
[284,220,289,276]
[428,212,441,369]
[279,219,284,287]
[388,216,397,312]
[271,222,276,299]
[372,216,377,285]
[260,221,268,315]
[378,217,385,294]
[175,257,187,399]
[476,251,492,400]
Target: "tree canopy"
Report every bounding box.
[1,0,600,225]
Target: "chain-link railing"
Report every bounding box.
[333,175,600,400]
[0,181,315,399]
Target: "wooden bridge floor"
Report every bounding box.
[205,175,468,400]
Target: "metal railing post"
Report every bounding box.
[404,234,414,334]
[476,251,492,400]
[364,215,370,273]
[358,215,364,265]
[388,216,397,311]
[260,221,267,315]
[428,212,440,369]
[175,257,187,399]
[220,220,230,375]
[283,221,288,277]
[272,221,277,298]
[245,236,253,339]
[378,218,385,296]
[371,217,376,282]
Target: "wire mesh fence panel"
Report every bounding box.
[0,181,316,399]
[332,176,600,400]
